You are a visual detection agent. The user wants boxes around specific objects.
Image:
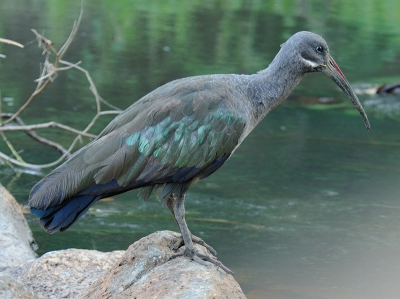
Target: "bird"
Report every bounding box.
[28,31,370,274]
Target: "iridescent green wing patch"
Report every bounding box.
[64,75,247,189]
[115,107,244,186]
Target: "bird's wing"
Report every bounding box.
[29,76,248,208]
[63,76,247,196]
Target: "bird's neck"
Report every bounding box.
[247,51,305,123]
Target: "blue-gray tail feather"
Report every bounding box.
[30,194,101,233]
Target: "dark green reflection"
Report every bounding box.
[1,1,400,299]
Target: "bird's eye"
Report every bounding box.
[316,46,324,53]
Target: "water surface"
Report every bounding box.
[1,1,400,298]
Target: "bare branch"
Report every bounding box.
[0,38,24,48]
[1,79,52,126]
[24,131,70,157]
[0,125,89,170]
[0,151,58,170]
[58,60,123,111]
[1,3,85,127]
[34,61,82,82]
[99,110,123,116]
[0,132,26,163]
[0,121,96,138]
[0,113,96,156]
[59,60,102,112]
[0,0,124,171]
[58,0,84,58]
[31,29,56,55]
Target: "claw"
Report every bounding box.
[170,247,234,275]
[191,235,217,256]
[171,234,217,256]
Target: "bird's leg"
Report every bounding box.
[165,195,217,255]
[169,194,233,275]
[171,194,196,257]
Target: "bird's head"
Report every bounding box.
[281,31,370,131]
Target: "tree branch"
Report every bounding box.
[0,0,123,171]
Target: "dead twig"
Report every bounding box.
[0,38,24,48]
[34,61,82,82]
[0,113,96,156]
[0,0,123,170]
[0,120,97,138]
[1,2,83,126]
[0,37,23,58]
[58,1,84,59]
[0,132,26,163]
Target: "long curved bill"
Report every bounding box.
[322,55,371,131]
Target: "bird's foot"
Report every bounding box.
[170,247,234,275]
[171,234,217,256]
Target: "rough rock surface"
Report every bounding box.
[1,230,246,299]
[0,184,36,269]
[1,248,124,299]
[0,275,39,299]
[81,231,246,299]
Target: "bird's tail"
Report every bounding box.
[28,164,102,233]
[30,194,101,233]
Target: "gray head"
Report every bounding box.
[280,31,331,72]
[279,31,370,130]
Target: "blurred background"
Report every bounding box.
[1,1,400,298]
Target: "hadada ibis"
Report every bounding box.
[28,31,370,274]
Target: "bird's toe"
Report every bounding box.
[191,234,217,256]
[171,234,217,256]
[170,247,233,275]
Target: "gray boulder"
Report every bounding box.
[0,184,36,269]
[81,231,246,299]
[2,248,124,298]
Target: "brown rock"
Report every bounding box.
[2,249,124,298]
[81,231,246,299]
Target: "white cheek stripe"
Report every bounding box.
[302,58,319,68]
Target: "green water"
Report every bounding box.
[1,1,400,298]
